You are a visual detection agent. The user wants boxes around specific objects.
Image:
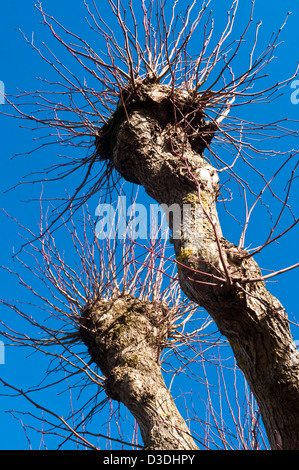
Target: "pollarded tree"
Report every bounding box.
[1,200,265,450]
[1,0,299,450]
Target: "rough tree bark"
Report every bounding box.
[95,78,299,450]
[79,295,198,450]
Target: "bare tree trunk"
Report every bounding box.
[79,295,198,450]
[97,79,299,450]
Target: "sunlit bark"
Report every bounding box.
[80,295,198,450]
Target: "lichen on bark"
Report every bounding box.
[79,294,198,450]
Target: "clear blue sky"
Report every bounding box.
[0,0,299,450]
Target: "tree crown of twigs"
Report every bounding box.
[2,0,299,269]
